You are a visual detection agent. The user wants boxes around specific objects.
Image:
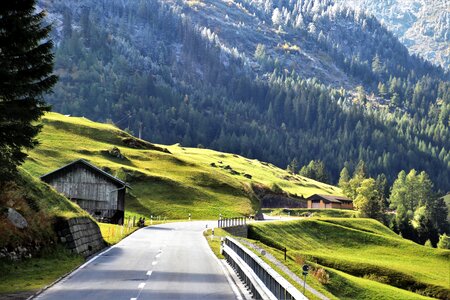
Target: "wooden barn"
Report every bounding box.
[41,159,130,224]
[306,194,353,210]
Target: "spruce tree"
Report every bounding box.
[0,0,57,181]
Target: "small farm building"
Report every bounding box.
[41,159,130,224]
[306,194,353,210]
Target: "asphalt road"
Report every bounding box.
[35,221,239,300]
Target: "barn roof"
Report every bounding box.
[40,159,130,188]
[306,194,352,203]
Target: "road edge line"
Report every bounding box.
[202,227,243,300]
[28,245,114,300]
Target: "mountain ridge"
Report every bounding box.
[37,0,450,190]
[335,0,449,70]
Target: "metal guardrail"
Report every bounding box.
[218,217,246,228]
[223,237,307,300]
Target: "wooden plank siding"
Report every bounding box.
[307,194,354,210]
[41,159,128,224]
[46,165,119,206]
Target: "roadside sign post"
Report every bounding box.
[283,247,287,260]
[302,264,309,295]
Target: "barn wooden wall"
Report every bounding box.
[47,165,120,211]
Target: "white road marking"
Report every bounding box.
[202,227,243,300]
[138,283,146,289]
[155,253,161,258]
[146,271,153,276]
[130,298,137,300]
[152,261,158,266]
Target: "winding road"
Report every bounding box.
[35,221,240,300]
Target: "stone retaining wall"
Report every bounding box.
[224,225,248,238]
[55,217,105,257]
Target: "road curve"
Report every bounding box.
[35,221,238,300]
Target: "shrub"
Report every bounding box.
[313,267,330,285]
[437,233,450,249]
[294,253,306,265]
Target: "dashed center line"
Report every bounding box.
[152,261,158,266]
[138,282,146,289]
[146,270,153,276]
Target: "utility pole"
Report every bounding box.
[138,121,143,139]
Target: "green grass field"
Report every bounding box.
[248,218,450,299]
[23,112,341,219]
[0,246,83,296]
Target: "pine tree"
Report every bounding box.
[0,0,57,181]
[286,158,299,174]
[338,166,350,190]
[345,160,367,200]
[354,178,383,221]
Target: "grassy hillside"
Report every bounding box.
[249,218,450,299]
[0,170,88,297]
[23,112,341,219]
[0,170,87,249]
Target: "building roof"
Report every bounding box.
[40,159,130,188]
[307,194,352,203]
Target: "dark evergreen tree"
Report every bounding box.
[299,160,330,183]
[0,0,57,181]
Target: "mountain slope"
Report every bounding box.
[23,112,341,219]
[37,0,450,191]
[335,0,449,70]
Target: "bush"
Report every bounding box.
[313,267,330,285]
[294,253,306,265]
[437,233,450,249]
